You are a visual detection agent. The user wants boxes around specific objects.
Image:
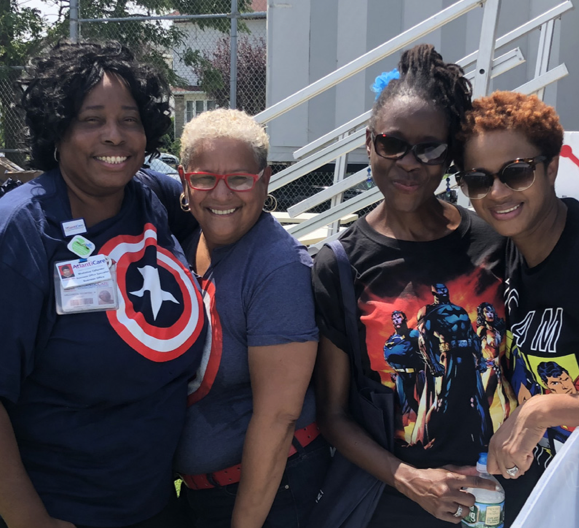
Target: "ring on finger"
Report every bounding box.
[506,465,519,477]
[453,505,463,518]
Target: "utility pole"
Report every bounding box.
[230,0,238,109]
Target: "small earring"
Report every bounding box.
[445,174,451,194]
[179,192,190,212]
[263,194,277,213]
[54,147,59,163]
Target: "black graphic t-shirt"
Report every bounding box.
[313,206,517,470]
[505,197,579,467]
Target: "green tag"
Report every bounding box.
[67,235,96,258]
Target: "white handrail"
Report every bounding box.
[458,1,573,68]
[255,0,483,124]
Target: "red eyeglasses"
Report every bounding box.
[178,167,265,192]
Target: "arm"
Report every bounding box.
[488,393,579,478]
[0,402,75,528]
[231,341,317,528]
[316,336,496,524]
[136,169,199,244]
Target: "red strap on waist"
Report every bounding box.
[180,422,320,490]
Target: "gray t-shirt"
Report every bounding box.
[175,212,319,474]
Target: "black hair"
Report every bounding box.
[369,44,472,162]
[537,361,568,385]
[476,302,495,327]
[19,40,171,170]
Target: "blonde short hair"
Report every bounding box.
[180,108,269,169]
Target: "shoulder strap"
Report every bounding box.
[325,240,365,380]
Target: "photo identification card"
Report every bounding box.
[57,255,112,290]
[55,261,119,315]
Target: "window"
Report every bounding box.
[185,100,218,123]
[186,101,194,123]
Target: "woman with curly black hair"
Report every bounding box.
[311,44,536,527]
[0,40,207,528]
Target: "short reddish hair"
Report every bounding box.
[456,91,563,169]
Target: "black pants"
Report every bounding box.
[0,489,187,528]
[180,436,331,528]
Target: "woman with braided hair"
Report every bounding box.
[312,44,534,527]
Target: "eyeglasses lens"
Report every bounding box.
[460,172,492,199]
[227,175,255,191]
[189,174,216,190]
[375,136,407,159]
[502,163,535,192]
[415,143,448,164]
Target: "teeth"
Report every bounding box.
[96,156,127,164]
[210,208,236,215]
[496,204,521,214]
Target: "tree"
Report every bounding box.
[48,0,256,86]
[188,35,266,115]
[0,0,45,165]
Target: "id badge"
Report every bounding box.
[55,257,119,314]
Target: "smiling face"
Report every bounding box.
[57,72,146,200]
[366,95,448,213]
[462,130,559,239]
[183,137,271,248]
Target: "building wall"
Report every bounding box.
[267,0,579,163]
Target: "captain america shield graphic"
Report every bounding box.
[100,223,204,362]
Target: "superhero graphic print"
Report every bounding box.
[505,283,578,464]
[360,268,516,456]
[100,223,205,362]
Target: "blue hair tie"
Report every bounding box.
[371,68,400,100]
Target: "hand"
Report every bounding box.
[397,465,498,524]
[487,400,546,479]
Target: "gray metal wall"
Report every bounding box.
[266,0,579,163]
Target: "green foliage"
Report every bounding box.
[0,0,45,68]
[190,35,266,115]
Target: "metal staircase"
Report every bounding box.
[254,0,574,252]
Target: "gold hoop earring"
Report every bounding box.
[179,192,190,212]
[263,194,277,213]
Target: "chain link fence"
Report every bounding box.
[0,66,27,168]
[0,0,357,220]
[0,0,266,163]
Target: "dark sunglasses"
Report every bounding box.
[455,155,547,200]
[178,167,264,192]
[371,133,449,165]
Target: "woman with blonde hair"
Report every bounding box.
[174,108,330,528]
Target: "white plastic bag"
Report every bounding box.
[511,429,579,528]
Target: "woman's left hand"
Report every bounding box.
[487,398,547,479]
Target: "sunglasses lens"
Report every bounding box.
[415,142,448,165]
[502,162,535,192]
[375,136,408,159]
[189,174,217,190]
[226,174,256,191]
[460,172,493,199]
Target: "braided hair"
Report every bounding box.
[369,44,472,162]
[19,40,171,171]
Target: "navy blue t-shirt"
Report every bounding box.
[0,169,207,526]
[174,212,318,474]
